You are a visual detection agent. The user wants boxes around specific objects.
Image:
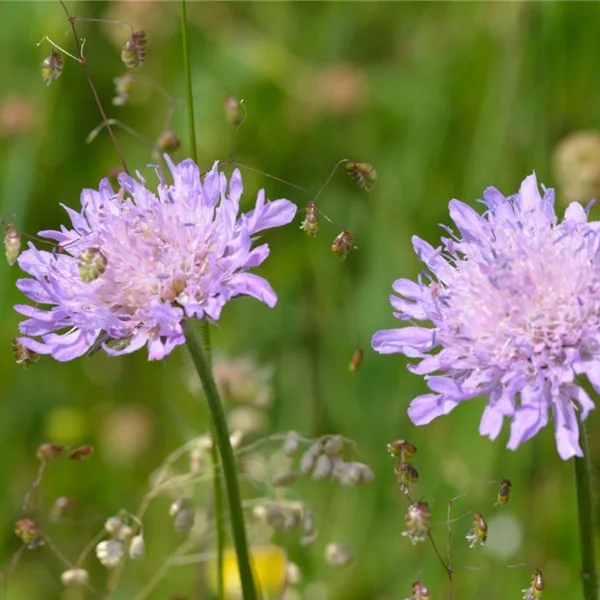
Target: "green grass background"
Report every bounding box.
[0,1,598,599]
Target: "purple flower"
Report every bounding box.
[372,174,598,460]
[15,157,296,362]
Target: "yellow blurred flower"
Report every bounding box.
[207,545,287,599]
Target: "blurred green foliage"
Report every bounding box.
[0,1,599,599]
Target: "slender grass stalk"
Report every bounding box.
[180,3,227,597]
[574,423,598,600]
[185,321,257,600]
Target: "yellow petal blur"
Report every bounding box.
[207,545,287,599]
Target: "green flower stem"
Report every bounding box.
[185,320,258,600]
[574,422,598,600]
[181,0,197,164]
[210,423,225,600]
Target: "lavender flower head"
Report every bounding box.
[372,174,598,459]
[15,157,296,361]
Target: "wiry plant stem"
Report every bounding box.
[58,0,129,174]
[574,422,598,600]
[185,320,257,600]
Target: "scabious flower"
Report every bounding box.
[372,174,598,460]
[15,157,296,361]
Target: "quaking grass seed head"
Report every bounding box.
[402,501,430,544]
[406,580,431,600]
[387,439,417,462]
[332,229,354,261]
[496,478,512,505]
[12,338,38,368]
[466,512,488,548]
[346,162,377,191]
[14,518,44,549]
[394,462,419,493]
[522,568,545,599]
[41,51,63,86]
[4,224,21,266]
[121,31,147,68]
[300,202,319,237]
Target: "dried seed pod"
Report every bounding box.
[522,568,545,599]
[299,442,322,475]
[121,31,147,69]
[300,202,319,237]
[466,512,488,548]
[406,580,431,600]
[266,505,285,530]
[346,162,377,191]
[78,247,107,282]
[282,431,300,456]
[4,224,20,265]
[61,568,89,588]
[496,478,512,505]
[112,73,135,106]
[68,445,94,460]
[349,348,364,373]
[312,454,333,481]
[41,51,63,86]
[96,539,125,568]
[173,508,195,534]
[272,471,298,487]
[36,442,64,461]
[128,535,145,561]
[387,439,417,463]
[323,435,344,457]
[12,339,38,368]
[331,229,354,261]
[394,462,419,493]
[14,518,44,549]
[156,130,181,153]
[402,501,430,545]
[225,94,242,126]
[324,542,353,567]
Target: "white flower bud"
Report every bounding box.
[128,535,145,561]
[360,464,375,483]
[286,562,302,584]
[302,508,315,535]
[283,510,300,533]
[283,431,301,456]
[323,435,343,457]
[312,454,333,481]
[96,539,125,568]
[173,508,195,534]
[230,430,244,450]
[272,471,298,487]
[325,542,353,567]
[104,516,123,536]
[299,442,321,475]
[61,568,89,587]
[266,505,285,530]
[337,462,363,486]
[169,497,188,518]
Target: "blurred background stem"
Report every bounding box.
[574,422,598,600]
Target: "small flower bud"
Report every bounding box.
[266,505,285,530]
[283,431,301,456]
[300,530,318,546]
[323,435,344,457]
[360,464,375,483]
[346,162,377,191]
[68,445,94,460]
[61,568,89,588]
[50,496,77,522]
[522,568,544,599]
[156,130,181,153]
[121,31,147,69]
[283,510,300,533]
[96,539,125,568]
[169,497,188,518]
[128,535,145,561]
[112,73,135,106]
[312,454,333,481]
[402,502,430,545]
[299,442,322,475]
[496,478,512,505]
[406,580,431,600]
[337,461,363,486]
[14,519,44,549]
[272,471,298,487]
[12,339,38,368]
[349,348,364,373]
[324,542,353,567]
[105,514,133,541]
[387,439,417,463]
[173,508,195,534]
[286,562,302,584]
[41,51,63,86]
[36,442,64,461]
[331,229,354,261]
[4,224,20,266]
[229,430,244,450]
[225,94,242,126]
[302,508,315,535]
[394,462,419,493]
[189,448,205,474]
[78,247,107,283]
[300,202,319,237]
[466,513,488,548]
